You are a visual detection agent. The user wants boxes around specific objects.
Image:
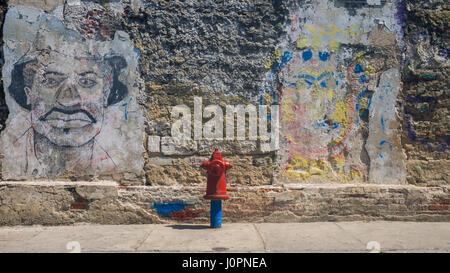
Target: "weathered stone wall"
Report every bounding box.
[400,0,449,186]
[121,0,293,187]
[0,0,448,225]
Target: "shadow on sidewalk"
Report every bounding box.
[168,224,211,230]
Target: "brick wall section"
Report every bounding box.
[1,182,448,225]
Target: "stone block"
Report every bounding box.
[197,139,257,155]
[147,135,161,153]
[160,137,197,155]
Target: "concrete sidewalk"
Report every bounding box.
[0,221,449,253]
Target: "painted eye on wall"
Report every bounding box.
[302,50,313,62]
[42,72,66,88]
[78,77,97,88]
[318,51,329,62]
[42,78,58,87]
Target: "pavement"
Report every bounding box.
[0,221,449,253]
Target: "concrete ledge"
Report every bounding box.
[0,181,449,226]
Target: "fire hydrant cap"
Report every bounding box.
[211,149,223,161]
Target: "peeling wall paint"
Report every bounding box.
[365,68,406,184]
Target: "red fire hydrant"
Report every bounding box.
[200,149,232,228]
[201,149,232,200]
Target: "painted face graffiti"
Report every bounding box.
[1,8,145,180]
[25,51,110,147]
[8,47,128,176]
[281,50,353,160]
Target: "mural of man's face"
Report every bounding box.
[25,51,113,147]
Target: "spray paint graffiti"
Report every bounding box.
[154,201,186,218]
[294,24,366,52]
[153,201,202,221]
[263,5,406,182]
[270,0,406,183]
[261,0,403,182]
[277,46,371,181]
[365,68,406,184]
[258,13,385,182]
[379,140,392,158]
[355,89,373,122]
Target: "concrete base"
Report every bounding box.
[0,181,449,226]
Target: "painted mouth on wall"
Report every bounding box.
[40,108,97,129]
